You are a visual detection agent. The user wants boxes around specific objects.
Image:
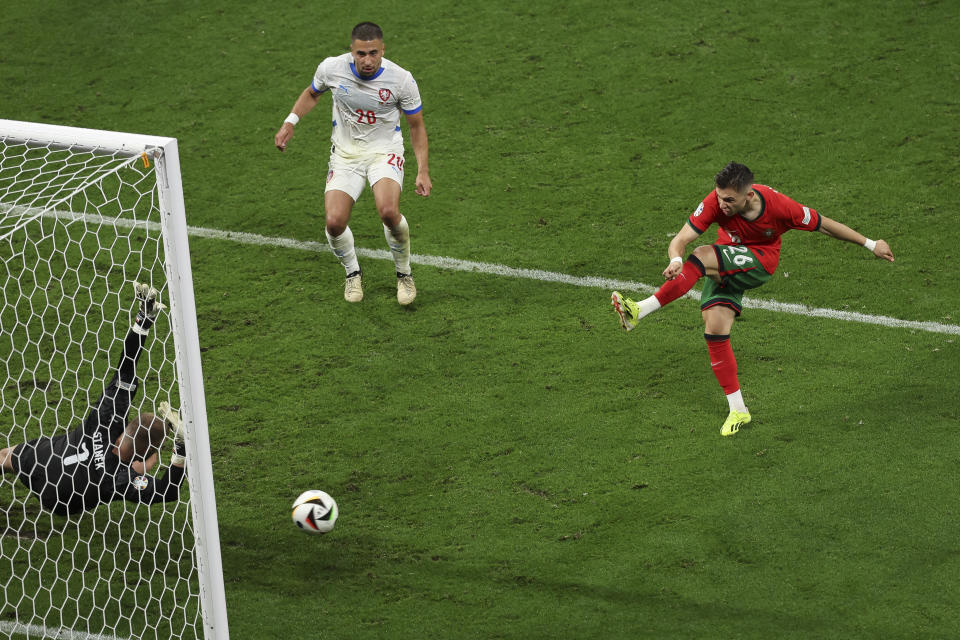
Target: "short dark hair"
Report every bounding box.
[351,22,383,42]
[714,162,755,192]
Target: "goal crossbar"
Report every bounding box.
[0,119,174,157]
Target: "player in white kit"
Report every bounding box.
[275,22,431,305]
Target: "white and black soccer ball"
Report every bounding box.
[291,490,338,534]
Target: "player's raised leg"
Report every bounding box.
[611,251,712,331]
[372,176,415,305]
[324,189,363,302]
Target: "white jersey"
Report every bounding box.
[311,53,422,156]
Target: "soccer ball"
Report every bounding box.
[291,490,338,534]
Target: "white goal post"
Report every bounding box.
[0,120,228,640]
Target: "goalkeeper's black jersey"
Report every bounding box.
[14,373,185,516]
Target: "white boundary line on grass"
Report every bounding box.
[0,620,127,640]
[43,210,960,336]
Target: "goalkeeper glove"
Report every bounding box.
[158,401,186,465]
[133,282,166,334]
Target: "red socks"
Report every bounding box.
[705,334,739,395]
[653,257,743,401]
[654,257,706,307]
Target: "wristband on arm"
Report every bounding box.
[863,238,877,252]
[284,113,300,126]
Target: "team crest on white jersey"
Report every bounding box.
[313,53,422,155]
[132,476,149,490]
[327,170,334,184]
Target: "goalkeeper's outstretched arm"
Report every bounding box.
[87,283,166,437]
[157,401,186,464]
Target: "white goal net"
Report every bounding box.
[0,121,227,640]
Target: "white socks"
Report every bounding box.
[636,295,662,320]
[726,390,748,413]
[326,226,360,274]
[327,217,411,275]
[383,215,411,275]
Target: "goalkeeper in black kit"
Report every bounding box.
[0,283,188,516]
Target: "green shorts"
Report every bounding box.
[699,245,772,316]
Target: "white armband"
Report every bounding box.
[863,238,877,252]
[284,113,300,126]
[670,256,683,264]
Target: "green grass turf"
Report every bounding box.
[193,244,958,639]
[3,0,960,638]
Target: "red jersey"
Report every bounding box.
[687,184,821,274]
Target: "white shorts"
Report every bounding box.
[325,148,405,201]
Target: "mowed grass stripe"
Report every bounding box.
[40,209,960,336]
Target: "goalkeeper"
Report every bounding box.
[0,283,188,516]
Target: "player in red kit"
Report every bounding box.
[611,162,895,436]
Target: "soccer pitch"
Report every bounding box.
[3,0,960,638]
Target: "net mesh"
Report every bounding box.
[0,136,202,640]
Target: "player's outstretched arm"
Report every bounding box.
[133,281,165,334]
[93,281,164,428]
[159,401,186,469]
[819,215,895,262]
[275,86,322,152]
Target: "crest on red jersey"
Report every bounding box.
[378,88,392,102]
